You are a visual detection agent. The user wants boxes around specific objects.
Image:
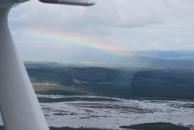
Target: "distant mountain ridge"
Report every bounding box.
[138,50,194,60]
[25,50,194,70]
[24,50,194,100]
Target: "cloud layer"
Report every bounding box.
[7,0,194,62]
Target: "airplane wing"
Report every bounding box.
[0,0,28,4]
[39,0,95,6]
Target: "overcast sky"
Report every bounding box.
[8,0,194,63]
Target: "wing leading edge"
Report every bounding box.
[39,0,95,6]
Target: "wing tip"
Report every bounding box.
[39,0,95,6]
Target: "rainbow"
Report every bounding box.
[20,28,136,61]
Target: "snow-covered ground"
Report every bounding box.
[40,95,194,129]
[0,95,193,129]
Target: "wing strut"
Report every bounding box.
[0,1,95,130]
[0,4,49,130]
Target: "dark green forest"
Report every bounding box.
[26,63,194,100]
